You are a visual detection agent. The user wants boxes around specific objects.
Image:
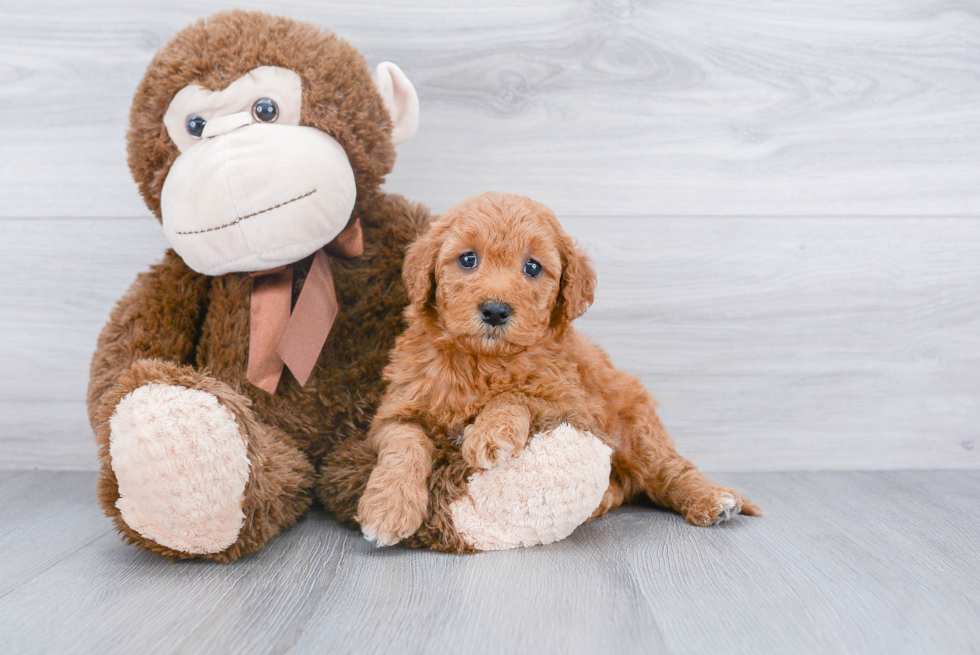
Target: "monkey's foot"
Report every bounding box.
[108,383,250,555]
[450,424,612,551]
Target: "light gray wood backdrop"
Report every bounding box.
[1,0,978,470]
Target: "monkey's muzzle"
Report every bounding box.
[160,123,357,276]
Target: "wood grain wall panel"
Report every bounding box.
[0,0,978,218]
[2,216,977,470]
[2,1,977,469]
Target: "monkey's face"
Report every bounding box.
[160,66,354,275]
[158,64,416,276]
[128,13,420,275]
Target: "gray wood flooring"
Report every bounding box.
[1,469,978,654]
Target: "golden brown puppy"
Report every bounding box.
[357,192,761,545]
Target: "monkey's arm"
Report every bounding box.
[86,248,210,430]
[374,192,434,242]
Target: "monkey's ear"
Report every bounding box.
[374,62,419,145]
[552,234,597,326]
[402,223,442,310]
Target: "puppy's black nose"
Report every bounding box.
[480,302,512,327]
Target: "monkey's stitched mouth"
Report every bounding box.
[174,189,318,235]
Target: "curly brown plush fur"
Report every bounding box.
[323,193,761,552]
[88,11,433,561]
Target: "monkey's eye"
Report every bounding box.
[186,115,206,138]
[252,98,279,123]
[458,252,478,270]
[523,259,543,278]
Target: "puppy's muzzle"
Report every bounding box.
[480,301,512,327]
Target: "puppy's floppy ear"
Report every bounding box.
[402,223,443,309]
[552,233,597,325]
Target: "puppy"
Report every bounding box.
[357,192,761,546]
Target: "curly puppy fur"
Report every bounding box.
[88,11,433,561]
[348,192,761,547]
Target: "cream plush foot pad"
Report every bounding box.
[450,424,612,551]
[109,383,250,554]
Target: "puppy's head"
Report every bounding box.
[403,192,596,353]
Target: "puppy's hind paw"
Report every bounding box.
[712,493,739,525]
[681,486,762,527]
[739,496,763,517]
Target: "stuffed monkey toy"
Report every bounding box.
[89,10,611,561]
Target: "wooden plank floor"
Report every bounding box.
[1,470,977,654]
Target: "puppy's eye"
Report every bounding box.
[458,252,478,269]
[186,115,206,138]
[523,258,543,278]
[252,98,279,123]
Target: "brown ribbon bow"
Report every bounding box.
[246,218,364,394]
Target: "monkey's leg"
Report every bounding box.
[93,359,315,562]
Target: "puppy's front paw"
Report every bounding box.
[356,480,428,546]
[681,485,762,527]
[461,422,527,469]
